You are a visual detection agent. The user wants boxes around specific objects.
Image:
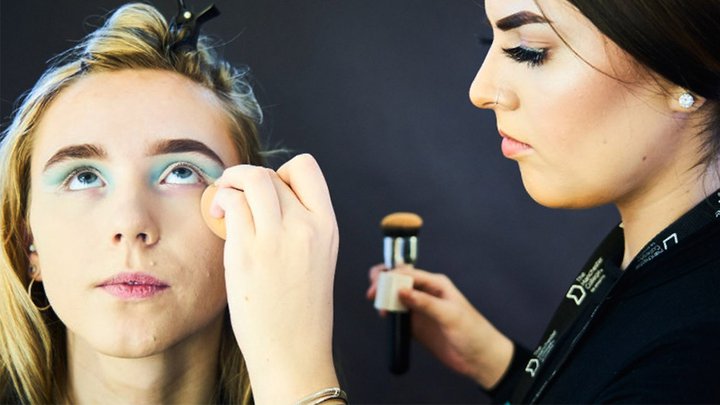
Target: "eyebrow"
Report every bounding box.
[43,138,226,172]
[148,139,226,167]
[496,11,549,31]
[43,144,107,171]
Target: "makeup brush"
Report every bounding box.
[376,212,423,374]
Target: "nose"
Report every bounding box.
[469,46,518,110]
[110,188,160,247]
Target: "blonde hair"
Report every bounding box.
[0,3,263,403]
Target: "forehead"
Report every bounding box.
[485,0,542,19]
[32,69,239,165]
[485,0,590,33]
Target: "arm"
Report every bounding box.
[210,154,342,404]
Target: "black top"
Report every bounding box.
[489,194,720,403]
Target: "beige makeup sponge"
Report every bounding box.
[200,184,227,240]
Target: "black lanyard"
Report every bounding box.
[511,189,720,404]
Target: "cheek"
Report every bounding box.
[527,63,629,157]
[171,232,228,321]
[28,195,107,312]
[160,191,221,251]
[516,66,647,207]
[29,194,105,271]
[160,195,227,290]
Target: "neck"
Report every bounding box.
[65,315,224,405]
[617,164,720,269]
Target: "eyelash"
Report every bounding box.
[502,46,548,67]
[161,161,212,185]
[60,161,211,190]
[475,35,549,68]
[62,166,101,189]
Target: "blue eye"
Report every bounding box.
[162,162,206,185]
[502,45,548,67]
[65,168,105,190]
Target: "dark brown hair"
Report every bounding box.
[551,1,720,165]
[568,1,719,100]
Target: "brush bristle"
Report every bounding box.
[381,212,423,236]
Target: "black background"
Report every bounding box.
[1,1,616,403]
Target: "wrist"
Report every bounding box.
[252,371,340,405]
[244,348,339,404]
[292,387,348,405]
[472,334,514,389]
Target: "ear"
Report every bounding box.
[668,87,706,113]
[28,243,42,282]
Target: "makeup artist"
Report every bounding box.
[368,1,720,402]
[0,2,343,404]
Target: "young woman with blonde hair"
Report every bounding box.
[0,3,343,404]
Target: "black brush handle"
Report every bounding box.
[381,230,419,374]
[389,312,411,374]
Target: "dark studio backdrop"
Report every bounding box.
[0,1,616,403]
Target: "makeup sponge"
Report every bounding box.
[200,184,227,240]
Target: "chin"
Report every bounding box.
[63,301,227,360]
[521,175,606,210]
[62,314,182,359]
[91,327,178,359]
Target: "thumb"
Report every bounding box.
[399,288,452,321]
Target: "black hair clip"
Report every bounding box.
[169,0,221,52]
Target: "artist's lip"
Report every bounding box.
[499,129,532,158]
[97,272,169,299]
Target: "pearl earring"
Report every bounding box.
[679,91,695,109]
[29,244,37,253]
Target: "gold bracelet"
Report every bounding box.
[293,387,348,405]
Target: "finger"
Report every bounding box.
[398,288,451,320]
[366,264,388,300]
[366,284,377,300]
[215,165,281,232]
[393,267,453,298]
[266,169,304,218]
[212,186,254,242]
[276,154,333,214]
[201,185,228,239]
[369,263,387,282]
[364,283,383,307]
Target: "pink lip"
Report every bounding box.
[499,130,532,158]
[98,272,169,300]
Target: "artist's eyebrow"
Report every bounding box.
[496,11,549,31]
[43,144,107,171]
[148,138,226,167]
